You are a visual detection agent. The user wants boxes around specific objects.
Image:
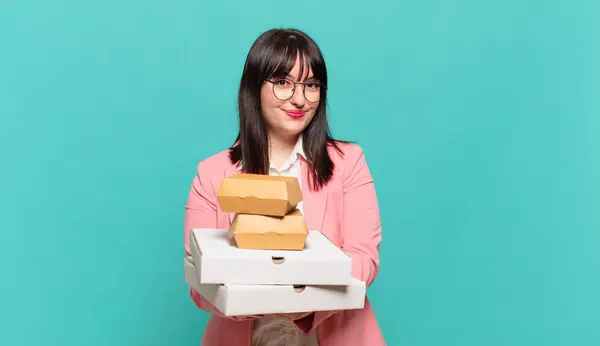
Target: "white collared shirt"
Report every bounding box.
[267,135,305,215]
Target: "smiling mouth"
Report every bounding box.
[286,110,305,119]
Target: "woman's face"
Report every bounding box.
[260,58,321,140]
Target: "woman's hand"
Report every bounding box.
[271,312,313,321]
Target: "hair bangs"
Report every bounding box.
[265,35,324,83]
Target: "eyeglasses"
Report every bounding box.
[265,78,322,103]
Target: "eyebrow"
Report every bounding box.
[286,73,318,82]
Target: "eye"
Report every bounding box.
[274,79,292,87]
[305,82,320,90]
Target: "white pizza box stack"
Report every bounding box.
[185,240,366,316]
[184,173,367,316]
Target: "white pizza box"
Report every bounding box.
[184,256,366,316]
[189,228,352,285]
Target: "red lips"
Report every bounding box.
[286,110,305,119]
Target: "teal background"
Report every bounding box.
[1,0,599,345]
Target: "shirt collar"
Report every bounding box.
[236,135,306,172]
[290,134,306,161]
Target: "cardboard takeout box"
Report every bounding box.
[184,255,366,316]
[229,209,308,250]
[189,228,352,285]
[217,173,302,217]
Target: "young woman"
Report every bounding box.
[184,28,385,346]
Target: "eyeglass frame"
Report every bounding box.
[264,78,325,103]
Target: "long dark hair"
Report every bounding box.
[229,28,344,191]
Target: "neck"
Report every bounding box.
[268,132,298,168]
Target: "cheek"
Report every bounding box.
[260,86,270,105]
[306,104,319,120]
[260,86,283,113]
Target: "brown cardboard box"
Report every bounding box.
[217,173,302,217]
[229,209,308,250]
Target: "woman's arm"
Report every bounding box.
[184,162,262,321]
[294,144,382,333]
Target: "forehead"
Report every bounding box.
[287,58,314,80]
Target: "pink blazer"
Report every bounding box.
[184,142,386,346]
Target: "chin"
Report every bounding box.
[284,122,310,136]
[269,113,314,137]
[280,128,305,138]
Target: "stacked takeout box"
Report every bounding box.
[184,173,366,316]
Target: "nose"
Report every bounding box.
[289,84,305,108]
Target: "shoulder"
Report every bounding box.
[193,149,236,191]
[327,140,373,186]
[328,141,368,170]
[196,149,233,172]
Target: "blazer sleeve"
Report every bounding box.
[184,162,262,321]
[294,144,382,333]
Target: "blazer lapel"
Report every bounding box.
[300,158,327,232]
